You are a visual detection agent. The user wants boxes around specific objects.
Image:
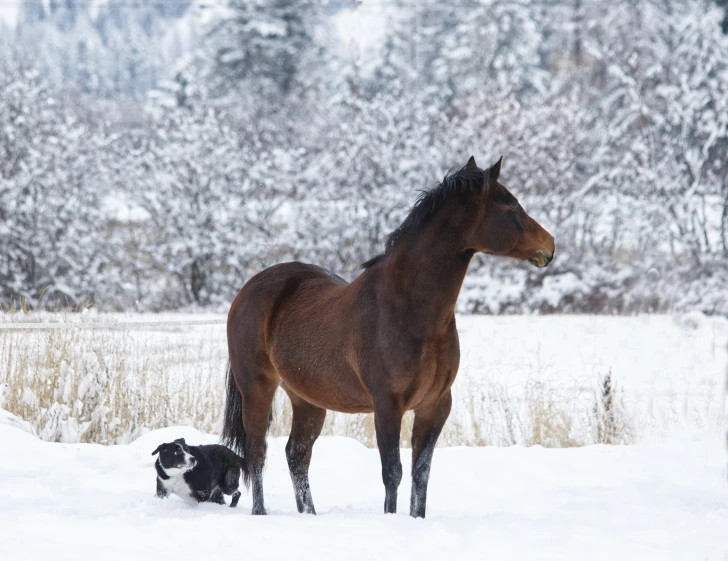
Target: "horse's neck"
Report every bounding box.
[382,234,472,333]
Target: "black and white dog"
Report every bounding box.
[152,438,244,507]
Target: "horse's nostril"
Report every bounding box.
[536,250,553,266]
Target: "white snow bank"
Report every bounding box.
[0,408,37,437]
[1,425,726,561]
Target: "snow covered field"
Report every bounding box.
[1,313,727,559]
[1,425,726,561]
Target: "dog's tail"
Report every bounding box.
[221,361,250,488]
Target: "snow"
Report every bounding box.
[0,0,18,27]
[102,193,152,224]
[0,407,36,436]
[1,311,726,557]
[456,314,727,398]
[333,3,388,52]
[0,424,726,560]
[452,314,728,442]
[1,312,726,558]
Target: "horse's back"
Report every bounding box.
[228,261,347,338]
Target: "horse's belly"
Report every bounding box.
[276,361,374,414]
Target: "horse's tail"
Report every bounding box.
[221,361,250,488]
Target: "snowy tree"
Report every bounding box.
[0,51,106,307]
[188,0,329,118]
[14,0,194,99]
[291,86,451,276]
[106,95,300,308]
[2,0,728,314]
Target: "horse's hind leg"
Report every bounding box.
[285,390,326,514]
[409,390,452,518]
[238,368,278,515]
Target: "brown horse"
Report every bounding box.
[222,156,554,517]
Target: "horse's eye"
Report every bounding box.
[508,202,519,211]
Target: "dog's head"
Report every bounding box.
[152,438,197,473]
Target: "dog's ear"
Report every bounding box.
[151,444,164,456]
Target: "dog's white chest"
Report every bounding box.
[160,474,196,503]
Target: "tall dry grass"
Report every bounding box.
[4,312,719,448]
[0,319,224,443]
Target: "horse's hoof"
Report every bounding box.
[251,507,267,515]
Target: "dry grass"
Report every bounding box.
[0,322,225,443]
[593,371,633,445]
[524,380,580,447]
[2,311,711,448]
[441,373,634,448]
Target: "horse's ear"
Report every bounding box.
[174,438,186,445]
[486,156,503,184]
[152,445,163,455]
[465,155,478,170]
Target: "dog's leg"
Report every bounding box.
[194,490,210,503]
[220,466,243,508]
[230,490,241,508]
[155,477,169,498]
[210,488,225,505]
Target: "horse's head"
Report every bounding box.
[466,156,554,268]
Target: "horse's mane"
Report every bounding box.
[361,162,488,269]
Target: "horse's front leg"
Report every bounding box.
[374,398,404,514]
[410,390,452,518]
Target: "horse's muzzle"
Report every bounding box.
[529,249,554,268]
